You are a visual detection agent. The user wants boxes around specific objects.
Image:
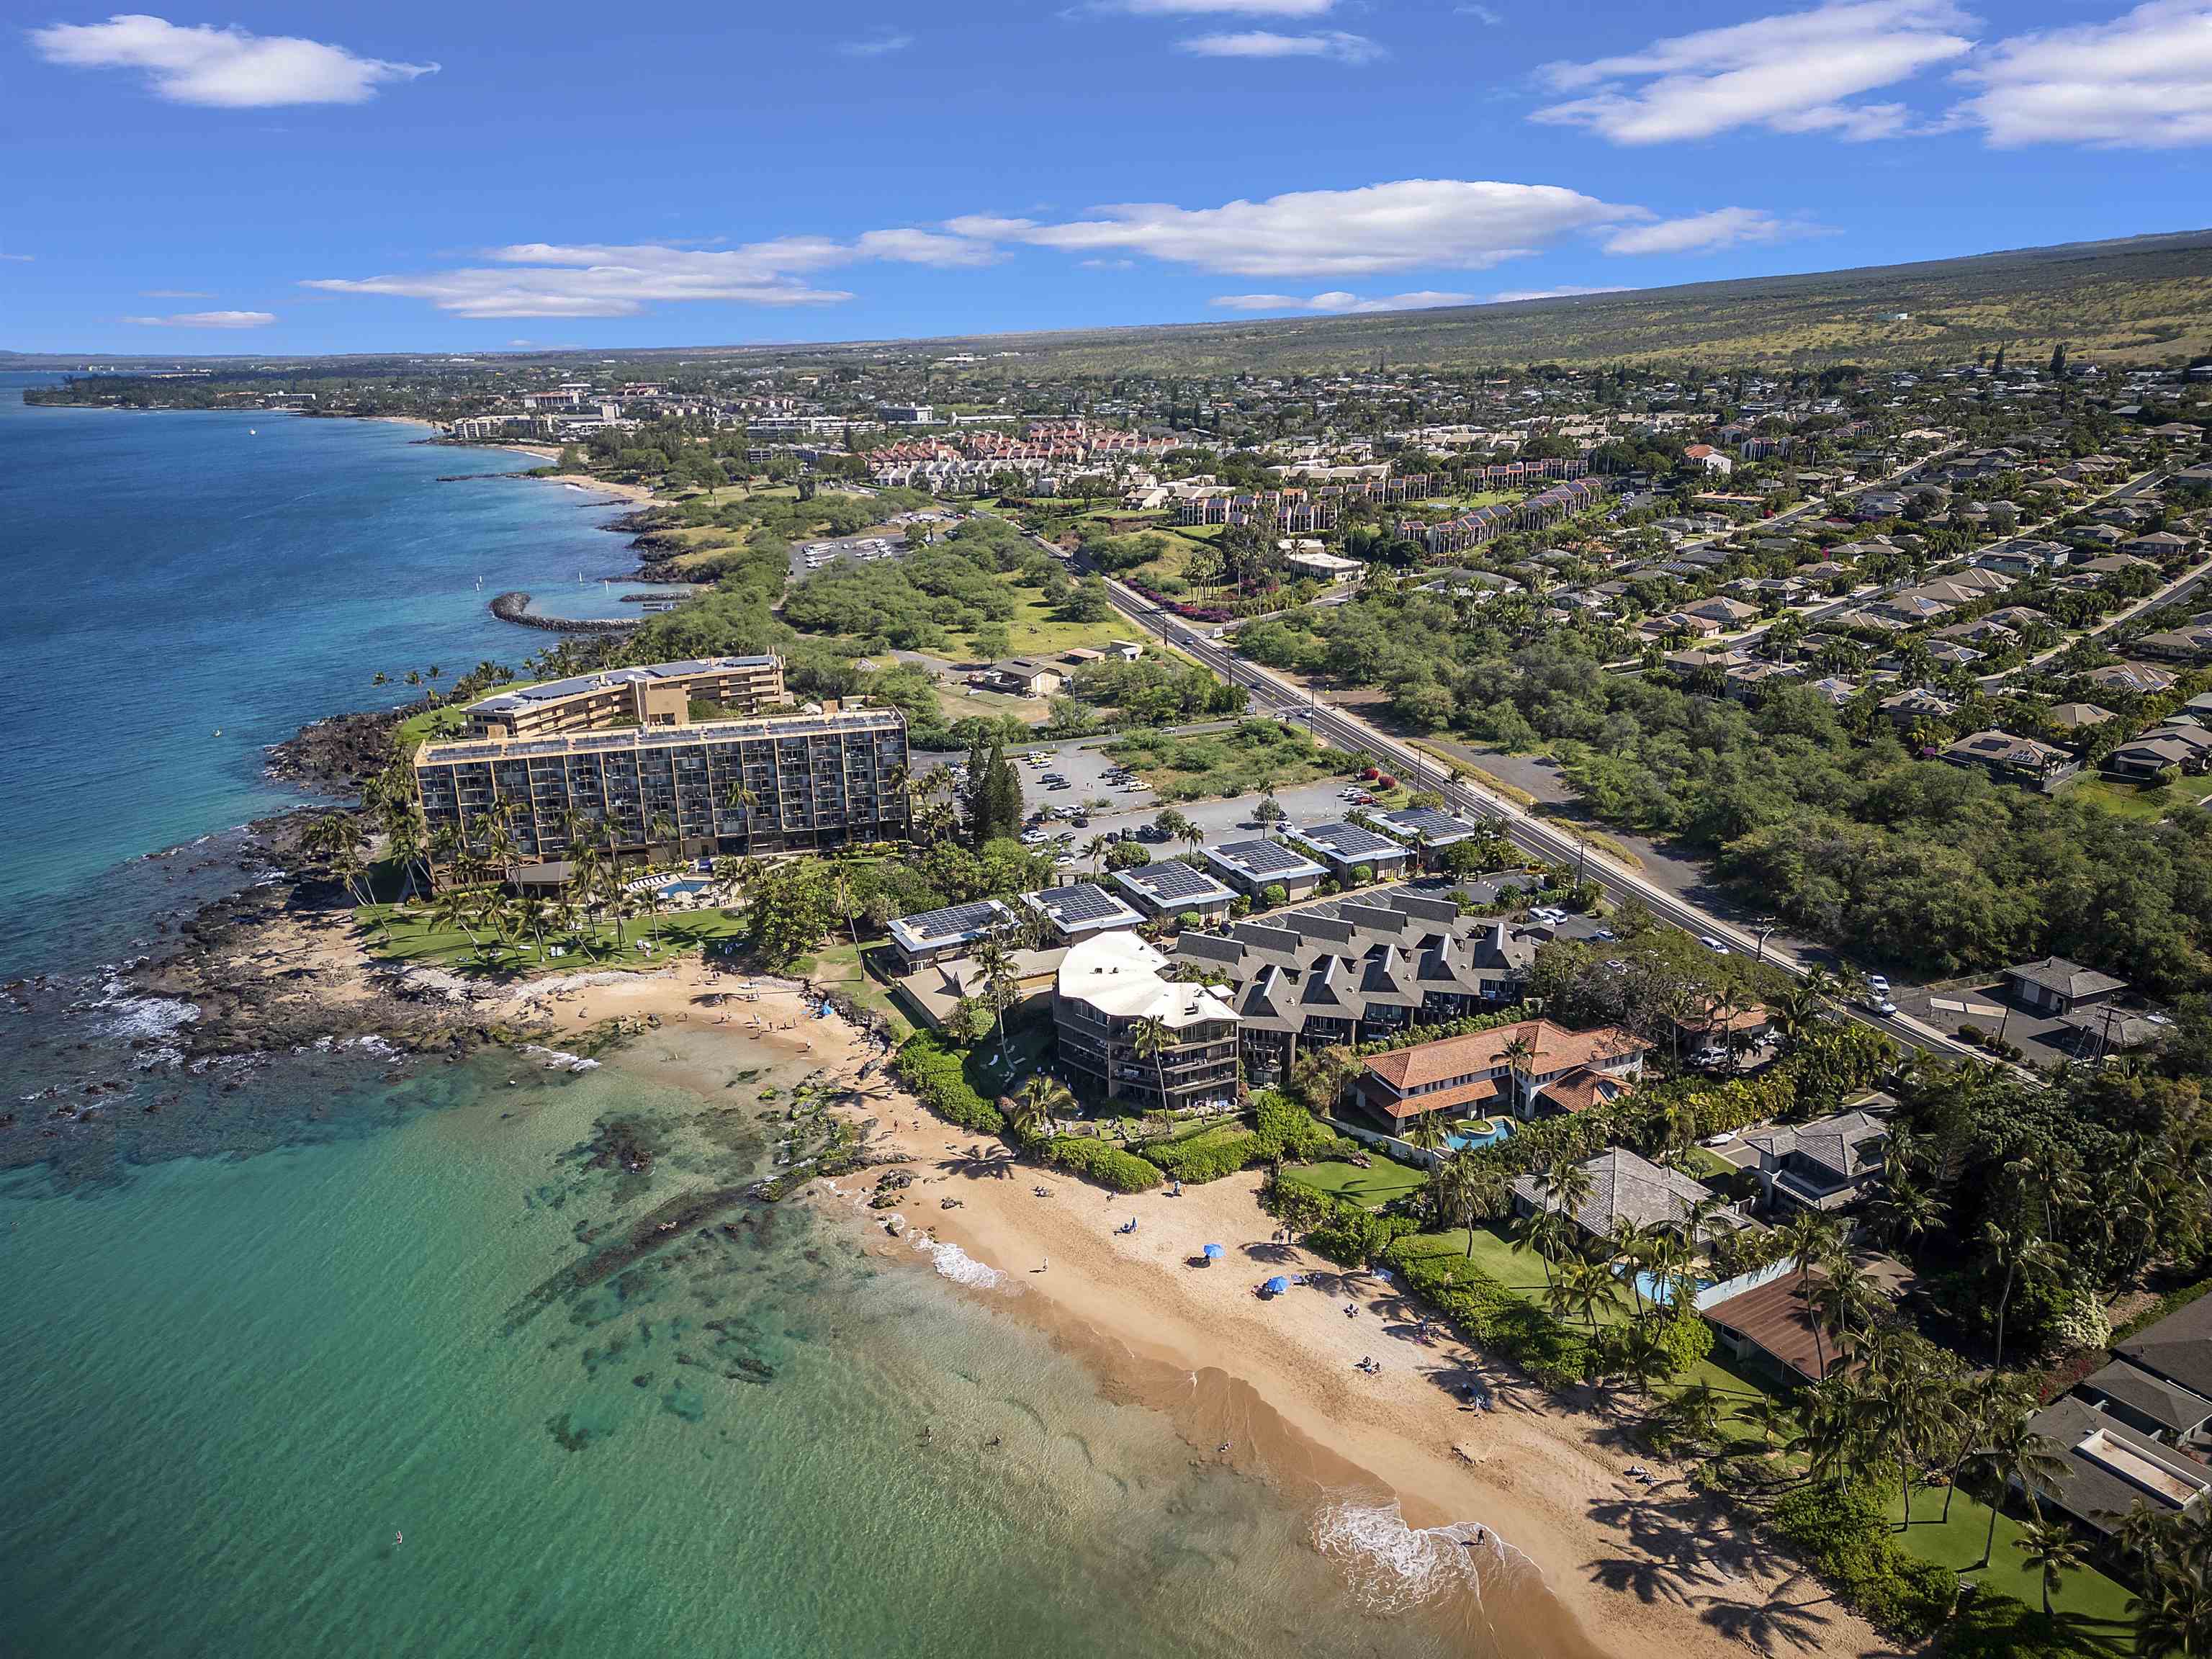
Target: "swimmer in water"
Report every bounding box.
[395,1532,403,1547]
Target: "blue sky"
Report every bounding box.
[4,1,2210,354]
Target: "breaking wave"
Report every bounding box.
[1311,1497,1519,1615]
[911,1232,1007,1290]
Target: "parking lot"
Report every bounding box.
[789,531,912,582]
[916,737,1373,869]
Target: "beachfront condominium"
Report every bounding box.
[1052,932,1241,1112]
[413,660,909,882]
[462,656,793,739]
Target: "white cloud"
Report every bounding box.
[994,179,1638,278]
[1078,257,1137,269]
[1457,4,1503,22]
[1113,0,1339,12]
[303,229,999,318]
[30,14,436,107]
[1488,284,1633,301]
[1177,29,1382,62]
[1602,206,1812,254]
[1532,1,1973,144]
[838,27,913,57]
[1211,289,1478,313]
[1954,0,2212,148]
[123,309,276,327]
[0,253,34,262]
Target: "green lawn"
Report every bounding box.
[395,701,471,748]
[807,938,915,1039]
[984,590,1136,658]
[1280,1157,1429,1208]
[358,902,746,973]
[1398,1223,1557,1296]
[1883,1485,2135,1634]
[1105,719,1351,803]
[2065,771,2212,824]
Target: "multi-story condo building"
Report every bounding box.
[413,680,909,882]
[1053,932,1241,1112]
[463,656,791,739]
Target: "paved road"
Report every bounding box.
[1077,561,1984,1064]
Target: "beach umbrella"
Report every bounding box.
[1202,1243,1224,1260]
[1264,1275,1291,1295]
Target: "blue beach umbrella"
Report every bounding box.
[1264,1275,1292,1295]
[1202,1243,1225,1260]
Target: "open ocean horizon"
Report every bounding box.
[0,382,1511,1659]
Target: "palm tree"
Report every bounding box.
[1669,1380,1726,1450]
[723,779,760,839]
[1982,1220,2056,1372]
[974,937,1017,1061]
[1745,1393,1802,1455]
[1499,1031,1538,1113]
[1861,1347,1947,1529]
[1007,1074,1072,1146]
[648,809,679,868]
[829,865,863,953]
[1780,1209,1842,1377]
[1873,1177,1944,1254]
[1406,1107,1449,1162]
[1966,1408,2069,1568]
[2132,1534,2212,1658]
[2015,1519,2090,1617]
[431,885,481,948]
[1082,834,1111,876]
[1128,1015,1175,1114]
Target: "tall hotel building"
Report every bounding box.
[411,657,910,881]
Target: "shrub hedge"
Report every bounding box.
[1044,1136,1165,1192]
[893,1033,1005,1136]
[1770,1480,1956,1640]
[1151,1125,1263,1183]
[1385,1241,1593,1389]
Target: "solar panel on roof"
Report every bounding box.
[899,899,1007,942]
[1209,840,1313,875]
[1033,884,1136,925]
[1125,862,1225,899]
[1295,822,1401,858]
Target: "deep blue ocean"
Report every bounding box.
[0,372,637,976]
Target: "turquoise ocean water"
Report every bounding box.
[0,383,1550,1658]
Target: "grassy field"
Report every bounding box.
[1106,719,1351,802]
[2064,770,2212,823]
[1279,1157,1430,1208]
[358,901,746,972]
[1881,1486,2134,1632]
[395,701,471,750]
[984,590,1134,657]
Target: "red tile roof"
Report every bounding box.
[1362,1019,1648,1091]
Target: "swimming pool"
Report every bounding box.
[660,878,714,898]
[1620,1268,1714,1308]
[1443,1118,1515,1151]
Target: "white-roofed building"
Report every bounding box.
[1052,932,1241,1112]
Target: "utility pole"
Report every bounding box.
[1751,920,1776,971]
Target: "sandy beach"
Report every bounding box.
[265,911,1874,1657]
[539,979,1877,1659]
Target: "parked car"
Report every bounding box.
[1699,935,1731,955]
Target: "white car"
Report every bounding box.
[1866,974,1891,997]
[1699,935,1732,955]
[1866,997,1898,1017]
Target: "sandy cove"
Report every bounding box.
[532,976,1877,1659]
[248,928,1874,1658]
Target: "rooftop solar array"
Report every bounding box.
[1205,840,1324,878]
[1290,821,1405,860]
[1025,883,1142,930]
[890,899,1012,945]
[1375,806,1479,842]
[1116,860,1233,903]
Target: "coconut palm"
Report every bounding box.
[1669,1380,1726,1450]
[1966,1407,2069,1568]
[1499,1031,1539,1111]
[2015,1519,2090,1617]
[1128,1015,1176,1114]
[1860,1346,1948,1529]
[2136,1554,2212,1659]
[1744,1393,1802,1455]
[1982,1220,2057,1372]
[431,885,481,948]
[1008,1074,1072,1146]
[1082,835,1112,876]
[829,864,863,953]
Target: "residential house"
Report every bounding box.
[1286,820,1415,883]
[1734,1109,1889,1214]
[1508,1146,1754,1244]
[1201,838,1328,903]
[1112,858,1237,924]
[983,657,1066,697]
[1941,729,2080,790]
[1357,1020,1649,1133]
[2002,956,2128,1016]
[1021,882,1146,945]
[2105,724,2212,780]
[887,898,1019,969]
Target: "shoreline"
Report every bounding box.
[534,976,1875,1659]
[73,862,1876,1656]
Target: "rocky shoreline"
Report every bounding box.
[489,590,637,634]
